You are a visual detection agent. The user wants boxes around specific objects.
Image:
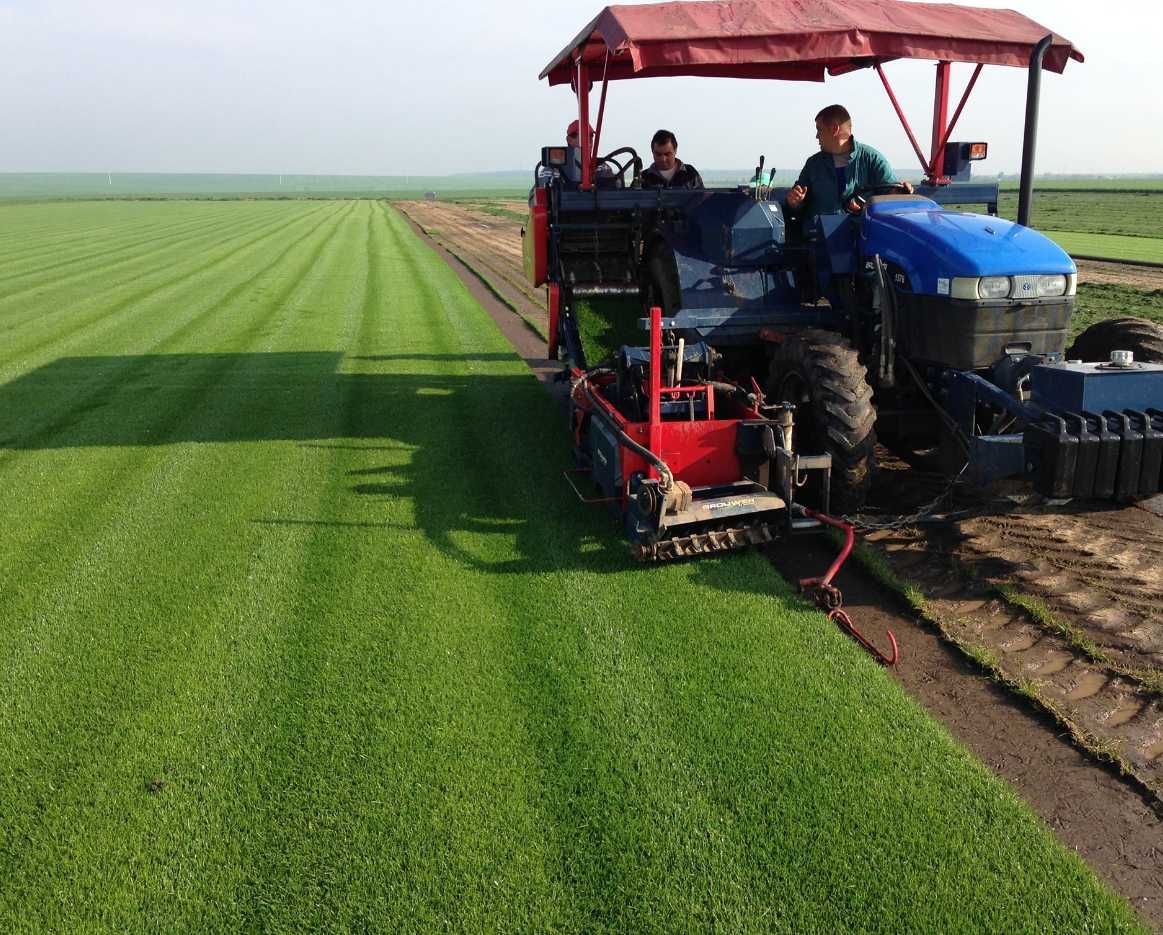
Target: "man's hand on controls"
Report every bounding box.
[787,183,807,209]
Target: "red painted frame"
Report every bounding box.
[573,307,762,505]
[572,55,988,188]
[547,283,561,360]
[875,60,985,184]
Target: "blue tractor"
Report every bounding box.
[525,0,1163,558]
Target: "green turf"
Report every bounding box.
[1042,231,1163,264]
[576,296,645,364]
[999,179,1163,191]
[0,200,1144,932]
[1073,283,1163,337]
[0,172,532,202]
[997,189,1163,240]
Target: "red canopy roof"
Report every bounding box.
[540,0,1082,85]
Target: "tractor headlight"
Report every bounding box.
[949,274,1074,301]
[978,276,1012,299]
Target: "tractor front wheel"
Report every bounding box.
[766,330,877,514]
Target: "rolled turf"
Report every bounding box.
[0,199,1143,932]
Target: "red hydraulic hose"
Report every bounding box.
[799,509,899,666]
[798,508,854,592]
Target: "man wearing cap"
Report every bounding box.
[565,120,582,149]
[640,129,704,190]
[566,120,617,185]
[786,105,912,216]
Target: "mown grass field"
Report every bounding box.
[1045,231,1163,264]
[1075,282,1163,335]
[0,199,1145,932]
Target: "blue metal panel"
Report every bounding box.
[660,193,818,343]
[1030,362,1163,412]
[589,416,623,498]
[674,256,772,310]
[966,435,1028,486]
[667,192,786,268]
[812,214,858,275]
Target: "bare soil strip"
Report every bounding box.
[404,197,1163,929]
[843,457,1163,799]
[1077,258,1163,290]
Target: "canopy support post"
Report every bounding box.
[932,64,983,173]
[576,59,593,191]
[928,62,951,182]
[1018,34,1053,227]
[592,50,611,168]
[875,63,928,176]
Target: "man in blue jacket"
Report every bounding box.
[786,105,912,216]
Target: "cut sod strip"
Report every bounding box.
[0,201,1143,933]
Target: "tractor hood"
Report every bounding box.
[860,197,1075,295]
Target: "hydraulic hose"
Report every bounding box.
[576,375,675,489]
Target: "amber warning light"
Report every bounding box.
[967,142,988,160]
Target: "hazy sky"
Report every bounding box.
[0,0,1158,176]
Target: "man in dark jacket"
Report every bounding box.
[786,104,911,216]
[640,129,704,190]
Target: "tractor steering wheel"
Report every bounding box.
[845,182,914,214]
[598,147,643,189]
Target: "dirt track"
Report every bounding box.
[401,198,1163,928]
[1076,258,1163,290]
[857,467,1163,799]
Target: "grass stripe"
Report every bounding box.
[0,201,247,270]
[0,207,372,925]
[0,203,272,288]
[0,202,313,320]
[0,202,336,374]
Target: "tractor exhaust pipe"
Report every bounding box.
[1017,34,1053,228]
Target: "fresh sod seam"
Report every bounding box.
[993,583,1163,698]
[842,532,1150,792]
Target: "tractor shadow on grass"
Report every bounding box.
[0,351,796,589]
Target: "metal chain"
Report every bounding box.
[841,462,971,531]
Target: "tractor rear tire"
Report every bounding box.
[1066,317,1163,364]
[766,330,877,514]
